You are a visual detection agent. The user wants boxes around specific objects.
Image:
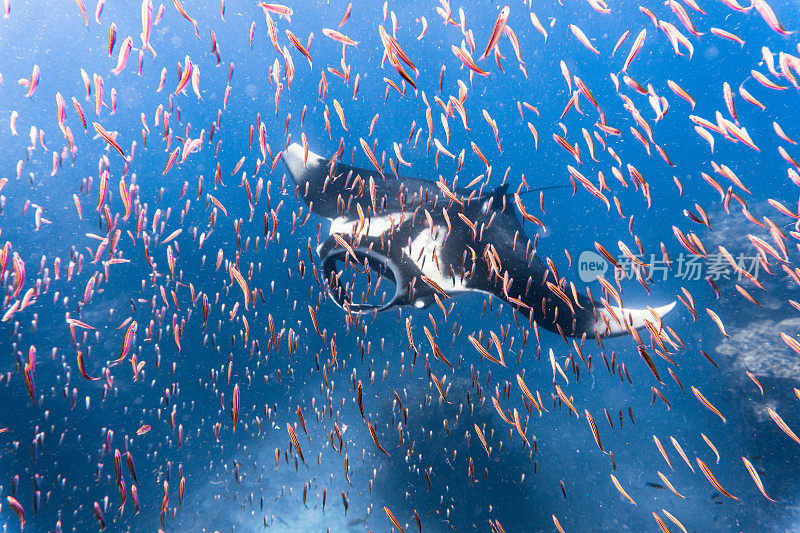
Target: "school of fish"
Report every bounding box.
[1,0,800,531]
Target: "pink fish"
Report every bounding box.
[141,0,156,57]
[752,0,791,35]
[111,36,132,75]
[25,65,40,97]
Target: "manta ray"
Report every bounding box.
[282,143,675,339]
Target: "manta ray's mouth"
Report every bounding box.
[320,245,403,314]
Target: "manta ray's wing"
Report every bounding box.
[282,143,471,218]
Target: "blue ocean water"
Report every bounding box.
[1,0,800,531]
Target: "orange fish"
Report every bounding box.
[92,122,125,158]
[232,383,239,431]
[287,422,306,464]
[322,28,358,47]
[479,6,510,60]
[697,457,738,500]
